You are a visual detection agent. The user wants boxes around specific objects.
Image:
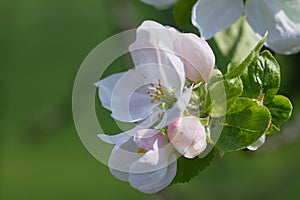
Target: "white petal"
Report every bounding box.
[247,134,266,151]
[129,144,175,172]
[109,168,129,182]
[129,86,159,122]
[129,160,177,194]
[140,0,177,10]
[107,137,142,174]
[97,132,131,146]
[129,20,177,67]
[155,87,193,129]
[192,0,244,39]
[109,69,146,122]
[245,0,300,54]
[95,72,125,110]
[128,149,177,194]
[98,133,136,180]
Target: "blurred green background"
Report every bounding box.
[1,0,300,199]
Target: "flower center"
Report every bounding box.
[147,79,176,109]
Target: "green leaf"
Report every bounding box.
[214,15,259,64]
[241,50,280,103]
[205,69,226,117]
[173,0,197,27]
[171,149,215,184]
[266,95,292,135]
[223,77,243,111]
[206,75,243,117]
[211,98,271,152]
[225,32,268,79]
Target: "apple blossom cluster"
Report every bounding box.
[93,0,296,195]
[95,21,215,193]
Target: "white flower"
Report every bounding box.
[130,20,215,83]
[192,0,300,55]
[96,20,215,129]
[98,129,177,194]
[167,116,207,158]
[140,0,177,9]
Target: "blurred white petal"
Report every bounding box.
[192,0,244,39]
[245,0,300,54]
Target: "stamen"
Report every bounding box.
[146,79,176,108]
[148,79,165,104]
[137,148,145,154]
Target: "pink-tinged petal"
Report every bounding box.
[247,134,266,151]
[140,0,177,10]
[95,72,125,110]
[175,33,215,82]
[245,0,300,54]
[192,0,244,40]
[168,116,207,158]
[134,129,168,151]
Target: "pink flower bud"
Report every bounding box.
[167,116,207,158]
[174,33,215,83]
